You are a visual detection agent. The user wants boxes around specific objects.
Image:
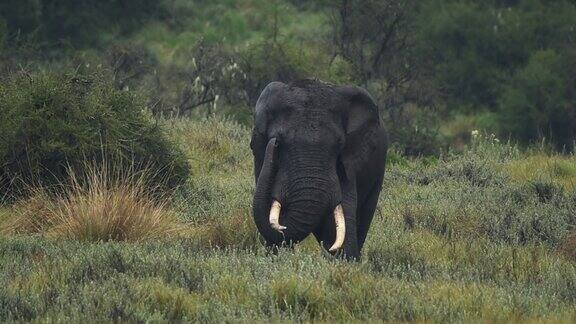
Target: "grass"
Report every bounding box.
[0,117,575,321]
[0,237,574,322]
[503,154,576,192]
[0,208,10,226]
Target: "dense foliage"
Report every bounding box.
[416,0,576,150]
[0,71,189,199]
[2,0,575,152]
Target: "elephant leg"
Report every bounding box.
[356,175,384,252]
[340,176,359,260]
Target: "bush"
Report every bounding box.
[0,70,189,200]
[415,1,510,110]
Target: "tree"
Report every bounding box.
[329,0,442,156]
[330,0,418,86]
[499,50,576,150]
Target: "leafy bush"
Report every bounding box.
[0,70,189,200]
[415,1,511,109]
[416,0,576,111]
[410,0,576,149]
[0,235,574,322]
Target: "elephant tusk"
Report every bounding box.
[269,200,286,232]
[329,204,346,252]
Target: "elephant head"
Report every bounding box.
[250,79,382,255]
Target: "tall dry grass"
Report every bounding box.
[1,163,184,242]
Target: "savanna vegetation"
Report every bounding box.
[0,0,575,322]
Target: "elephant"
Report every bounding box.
[250,79,388,260]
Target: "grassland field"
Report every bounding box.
[0,117,575,322]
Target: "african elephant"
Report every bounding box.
[250,79,388,260]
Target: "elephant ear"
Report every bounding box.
[337,85,381,180]
[250,81,286,183]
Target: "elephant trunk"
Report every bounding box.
[253,138,309,245]
[253,138,282,244]
[254,138,341,246]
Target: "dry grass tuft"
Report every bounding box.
[1,163,184,242]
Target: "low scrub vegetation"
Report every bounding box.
[0,118,574,321]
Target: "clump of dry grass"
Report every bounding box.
[1,163,184,242]
[1,189,58,235]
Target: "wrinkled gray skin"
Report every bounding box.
[250,79,387,260]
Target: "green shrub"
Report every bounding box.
[416,0,576,111]
[0,70,189,200]
[1,235,575,322]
